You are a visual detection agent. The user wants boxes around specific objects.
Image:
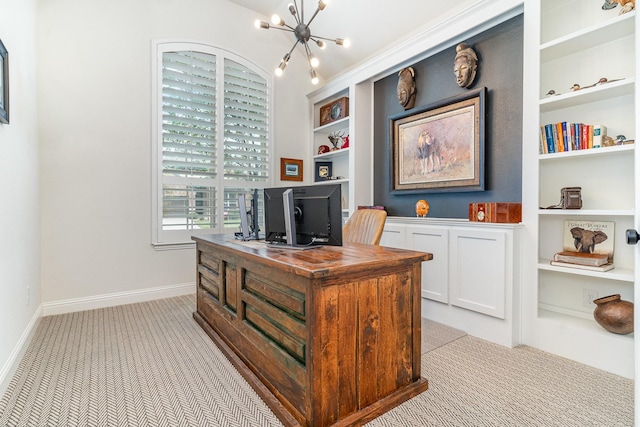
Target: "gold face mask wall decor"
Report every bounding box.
[453,43,478,88]
[397,67,416,110]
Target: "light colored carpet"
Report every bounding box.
[0,295,633,426]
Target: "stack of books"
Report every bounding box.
[550,251,614,272]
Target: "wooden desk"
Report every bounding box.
[192,234,432,427]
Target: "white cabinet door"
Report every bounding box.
[406,225,449,303]
[449,227,507,319]
[380,223,406,249]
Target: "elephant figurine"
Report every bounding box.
[570,227,608,253]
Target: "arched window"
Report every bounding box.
[152,42,271,246]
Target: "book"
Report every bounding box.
[539,126,547,154]
[572,123,580,150]
[553,251,609,266]
[593,124,606,148]
[555,122,564,152]
[562,220,615,263]
[544,124,555,153]
[550,261,614,272]
[580,123,587,149]
[561,122,569,151]
[587,124,593,149]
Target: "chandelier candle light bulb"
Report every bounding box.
[255,0,349,85]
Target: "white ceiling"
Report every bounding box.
[229,0,481,81]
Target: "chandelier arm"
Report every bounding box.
[303,42,313,66]
[310,34,342,42]
[287,40,300,57]
[269,25,296,33]
[291,0,301,24]
[305,6,322,27]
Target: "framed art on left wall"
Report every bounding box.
[0,38,8,124]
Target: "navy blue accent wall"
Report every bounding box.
[373,14,523,218]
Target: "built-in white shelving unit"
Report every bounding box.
[522,0,638,382]
[308,83,374,218]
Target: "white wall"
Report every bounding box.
[0,0,41,391]
[37,0,313,306]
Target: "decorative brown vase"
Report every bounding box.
[593,294,634,335]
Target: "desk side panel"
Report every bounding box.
[309,267,421,425]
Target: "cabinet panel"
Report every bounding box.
[380,223,406,249]
[450,228,506,319]
[406,226,449,303]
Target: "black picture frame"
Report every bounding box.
[314,161,332,182]
[390,87,485,193]
[0,38,8,124]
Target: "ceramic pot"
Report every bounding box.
[593,294,634,335]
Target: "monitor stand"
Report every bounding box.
[269,188,319,250]
[235,193,262,241]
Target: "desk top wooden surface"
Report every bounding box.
[192,234,432,280]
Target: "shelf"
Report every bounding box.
[313,117,349,133]
[538,209,634,216]
[314,178,349,185]
[540,10,636,62]
[313,147,349,161]
[537,308,635,341]
[538,258,634,282]
[539,77,635,113]
[539,143,634,160]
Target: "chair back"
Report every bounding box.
[343,209,387,245]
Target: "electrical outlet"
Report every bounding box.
[582,288,598,308]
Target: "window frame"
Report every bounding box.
[151,40,274,248]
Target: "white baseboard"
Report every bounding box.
[41,282,196,316]
[0,306,42,398]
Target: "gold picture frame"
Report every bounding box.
[390,88,485,193]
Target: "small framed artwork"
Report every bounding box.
[390,87,486,193]
[315,161,332,182]
[0,38,8,124]
[280,158,303,181]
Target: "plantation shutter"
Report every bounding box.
[162,51,218,231]
[154,43,271,245]
[223,59,269,182]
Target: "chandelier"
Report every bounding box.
[254,0,350,85]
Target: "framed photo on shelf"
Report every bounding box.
[280,158,303,181]
[0,38,8,124]
[315,161,332,182]
[390,87,485,193]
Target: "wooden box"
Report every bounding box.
[469,202,522,223]
[319,96,349,126]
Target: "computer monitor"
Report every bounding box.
[237,189,261,241]
[264,184,342,247]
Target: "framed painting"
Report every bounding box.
[390,87,485,193]
[314,161,332,182]
[280,157,303,181]
[0,38,8,124]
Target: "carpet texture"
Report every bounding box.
[0,295,633,426]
